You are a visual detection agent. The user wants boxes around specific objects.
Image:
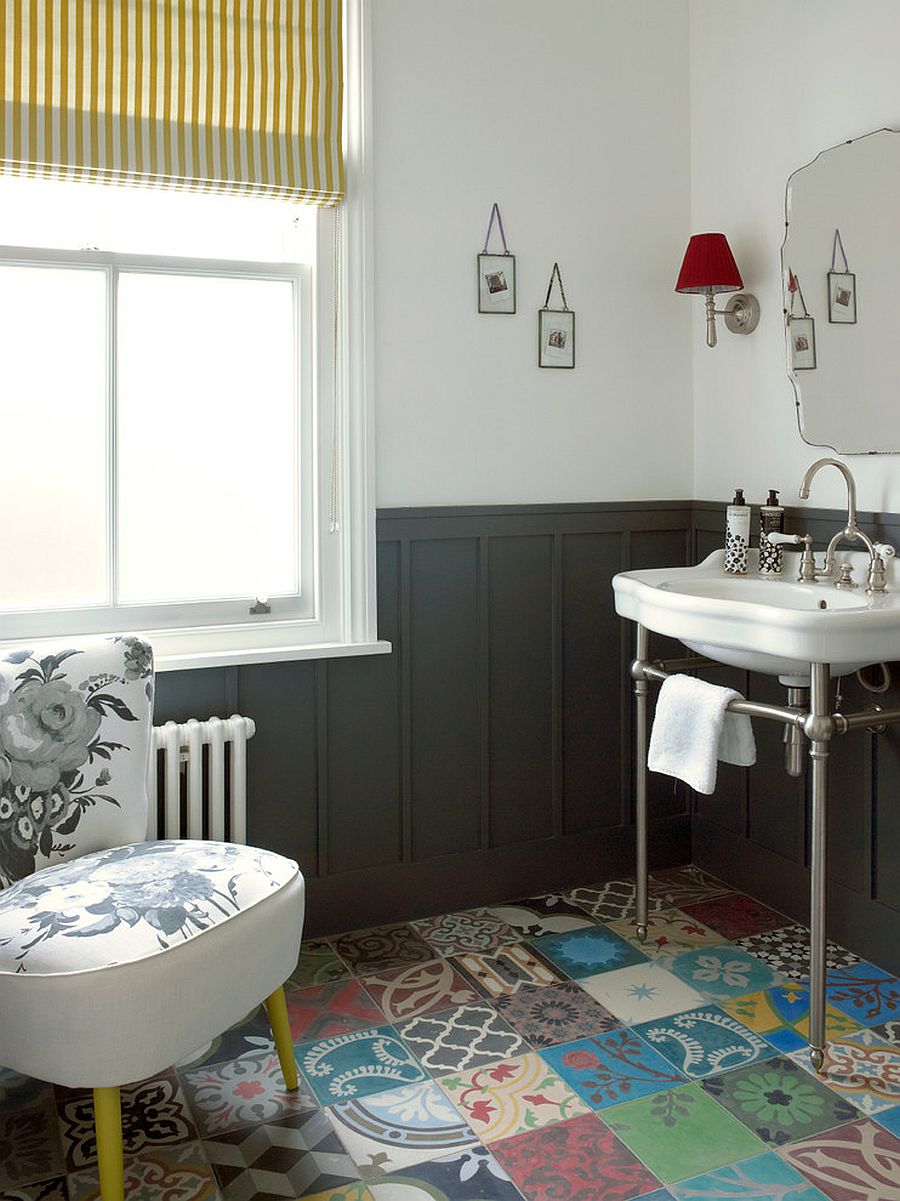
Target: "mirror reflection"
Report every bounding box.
[782,127,900,454]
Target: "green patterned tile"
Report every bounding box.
[288,939,351,989]
[603,1084,765,1184]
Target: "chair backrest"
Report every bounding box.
[0,636,154,889]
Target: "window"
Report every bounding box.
[0,0,383,669]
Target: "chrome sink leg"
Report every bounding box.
[808,662,833,1074]
[634,624,650,942]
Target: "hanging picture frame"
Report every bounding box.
[787,268,816,370]
[539,262,575,368]
[828,229,856,324]
[477,203,516,314]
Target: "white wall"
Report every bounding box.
[690,1,900,516]
[372,0,693,507]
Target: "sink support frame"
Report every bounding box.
[630,622,900,1073]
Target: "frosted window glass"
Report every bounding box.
[0,265,107,610]
[117,273,298,605]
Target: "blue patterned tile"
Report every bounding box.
[541,1027,685,1109]
[821,962,900,1026]
[329,1079,476,1175]
[635,1005,776,1080]
[669,1150,829,1199]
[873,1102,900,1138]
[529,926,649,979]
[668,947,781,1001]
[299,1025,428,1106]
[367,1145,523,1199]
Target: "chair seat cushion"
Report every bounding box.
[0,838,297,975]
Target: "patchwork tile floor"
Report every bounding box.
[3,863,900,1200]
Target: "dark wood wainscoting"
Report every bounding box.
[155,502,693,936]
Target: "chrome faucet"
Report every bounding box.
[796,458,891,594]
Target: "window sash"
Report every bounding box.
[0,245,315,643]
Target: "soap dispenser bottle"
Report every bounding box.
[725,489,750,575]
[758,489,785,576]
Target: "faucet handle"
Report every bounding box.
[874,542,896,560]
[766,531,805,546]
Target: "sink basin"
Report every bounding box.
[613,549,900,682]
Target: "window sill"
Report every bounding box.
[155,638,392,672]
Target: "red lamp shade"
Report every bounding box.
[675,232,743,294]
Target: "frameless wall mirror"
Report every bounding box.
[782,127,900,453]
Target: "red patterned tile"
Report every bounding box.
[780,1118,900,1200]
[363,959,481,1022]
[680,893,791,940]
[491,1111,661,1201]
[286,978,384,1041]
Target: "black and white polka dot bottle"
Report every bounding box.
[725,489,750,575]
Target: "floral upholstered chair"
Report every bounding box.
[0,637,304,1200]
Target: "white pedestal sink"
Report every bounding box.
[613,548,900,685]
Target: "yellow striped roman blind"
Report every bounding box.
[0,0,343,204]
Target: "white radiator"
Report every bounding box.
[147,715,256,844]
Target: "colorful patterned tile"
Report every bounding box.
[650,866,734,909]
[669,1150,829,1199]
[289,939,352,989]
[180,1047,317,1137]
[332,925,436,975]
[286,978,385,1042]
[452,943,564,998]
[789,1029,900,1116]
[366,1145,523,1201]
[701,1055,858,1146]
[528,927,650,979]
[492,979,620,1048]
[563,879,668,922]
[721,982,860,1056]
[873,1103,900,1138]
[669,947,782,1001]
[66,1141,218,1201]
[0,1179,68,1201]
[438,1052,590,1143]
[490,1110,661,1201]
[299,1026,428,1107]
[58,1071,197,1172]
[176,1002,274,1072]
[0,1099,65,1188]
[542,1028,685,1109]
[680,894,792,940]
[329,1080,476,1176]
[304,1185,372,1201]
[635,1005,776,1080]
[203,1108,359,1197]
[486,893,599,938]
[735,925,861,981]
[579,962,706,1025]
[362,960,481,1023]
[412,910,520,956]
[603,1084,765,1184]
[607,907,726,960]
[871,1018,900,1046]
[780,1118,900,1201]
[823,963,900,1027]
[396,1003,529,1076]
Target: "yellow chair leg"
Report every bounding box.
[265,984,299,1090]
[94,1086,124,1201]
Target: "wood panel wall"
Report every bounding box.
[154,502,693,937]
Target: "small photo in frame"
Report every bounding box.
[477,253,516,314]
[539,309,575,368]
[828,270,857,323]
[790,316,817,370]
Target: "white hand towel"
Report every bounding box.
[647,674,756,795]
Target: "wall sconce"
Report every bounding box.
[675,232,760,347]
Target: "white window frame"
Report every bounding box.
[0,0,386,672]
